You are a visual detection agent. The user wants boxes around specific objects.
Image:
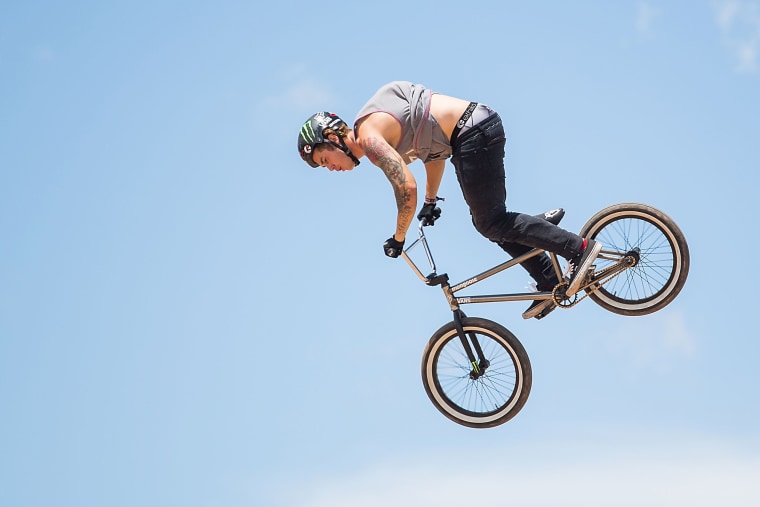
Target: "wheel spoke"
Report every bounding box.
[423,319,531,428]
[579,204,689,316]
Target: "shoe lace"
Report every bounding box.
[563,260,577,279]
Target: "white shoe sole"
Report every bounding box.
[566,241,603,296]
[522,299,555,319]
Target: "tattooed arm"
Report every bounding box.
[360,135,418,242]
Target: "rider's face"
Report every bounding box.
[313,143,355,172]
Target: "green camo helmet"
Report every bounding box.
[297,112,359,168]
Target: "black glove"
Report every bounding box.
[383,236,405,258]
[417,203,442,226]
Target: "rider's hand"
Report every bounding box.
[417,203,442,226]
[383,236,405,258]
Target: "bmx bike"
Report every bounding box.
[401,202,690,429]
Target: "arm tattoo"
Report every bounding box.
[363,136,415,233]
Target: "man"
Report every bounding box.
[297,81,601,319]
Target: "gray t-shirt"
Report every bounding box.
[353,81,452,164]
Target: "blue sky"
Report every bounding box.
[2,1,759,506]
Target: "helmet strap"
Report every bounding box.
[330,137,360,167]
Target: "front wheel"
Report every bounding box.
[421,317,531,429]
[579,202,690,316]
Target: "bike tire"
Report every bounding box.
[421,317,531,429]
[579,202,690,316]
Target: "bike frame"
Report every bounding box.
[401,221,560,311]
[401,221,636,312]
[401,221,637,378]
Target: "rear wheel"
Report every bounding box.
[421,317,531,428]
[579,203,689,316]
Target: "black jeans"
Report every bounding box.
[450,112,583,290]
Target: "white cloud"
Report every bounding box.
[712,0,760,73]
[255,65,336,113]
[280,437,760,507]
[34,46,55,61]
[715,0,742,28]
[608,310,696,373]
[279,79,335,112]
[636,2,661,38]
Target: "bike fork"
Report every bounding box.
[453,310,490,380]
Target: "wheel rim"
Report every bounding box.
[426,326,524,425]
[587,211,681,308]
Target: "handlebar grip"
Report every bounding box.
[385,246,402,257]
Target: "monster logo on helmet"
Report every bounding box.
[297,112,360,168]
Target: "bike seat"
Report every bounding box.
[535,208,565,225]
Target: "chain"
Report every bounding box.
[554,255,637,309]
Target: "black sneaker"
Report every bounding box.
[534,208,565,226]
[565,238,602,296]
[522,299,556,320]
